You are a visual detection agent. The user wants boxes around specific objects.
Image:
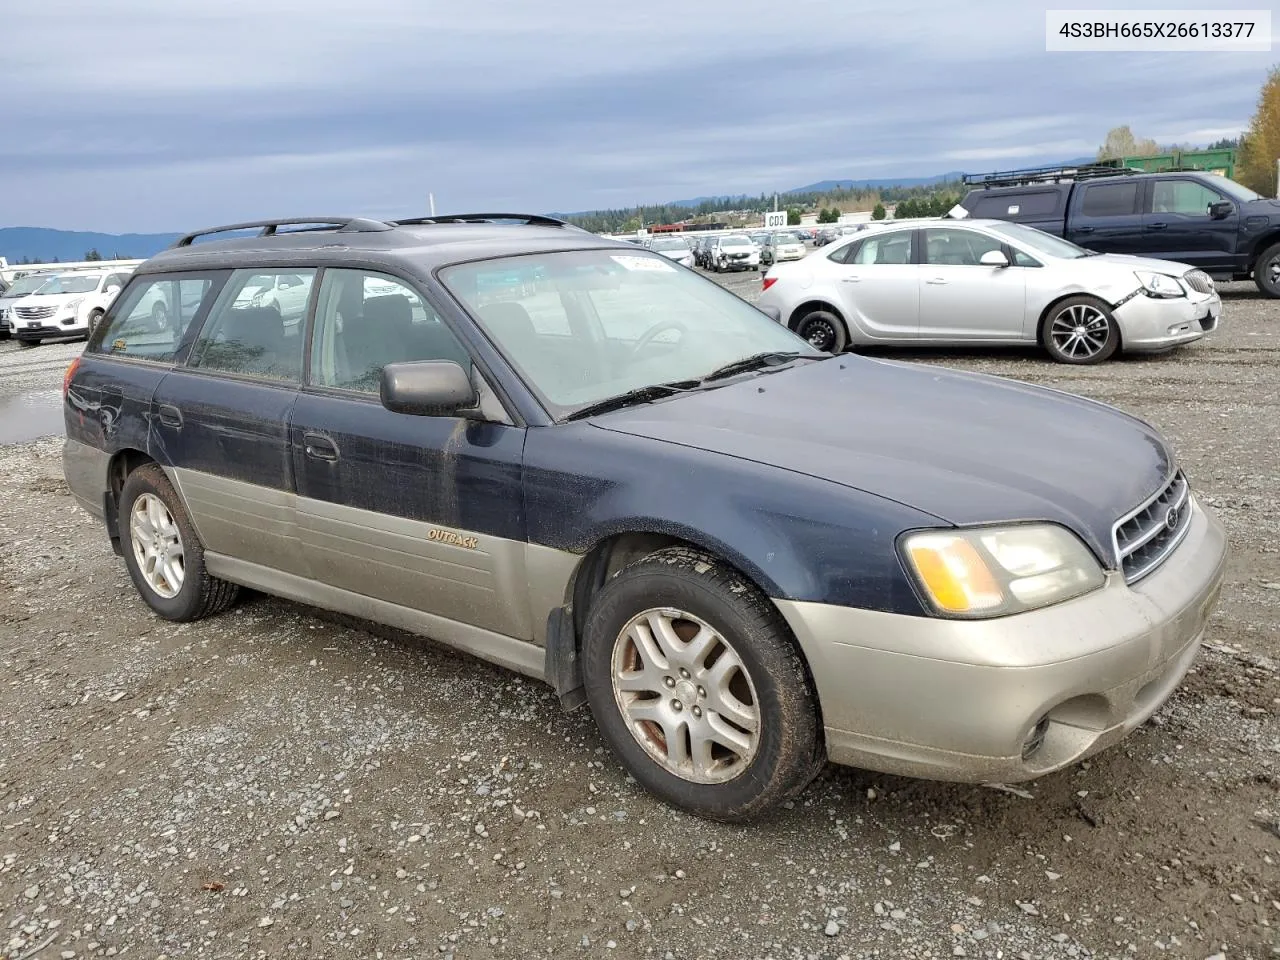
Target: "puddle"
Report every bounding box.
[0,391,64,445]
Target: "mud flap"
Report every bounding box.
[545,606,586,712]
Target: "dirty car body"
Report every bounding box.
[62,214,1227,820]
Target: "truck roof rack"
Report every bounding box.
[172,217,394,248]
[962,164,1143,189]
[390,213,571,227]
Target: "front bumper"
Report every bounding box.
[774,498,1227,783]
[13,318,82,340]
[1114,290,1220,352]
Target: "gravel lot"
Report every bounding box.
[1,277,1277,960]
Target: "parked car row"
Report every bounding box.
[63,212,1227,821]
[0,266,134,345]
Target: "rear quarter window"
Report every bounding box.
[87,272,226,362]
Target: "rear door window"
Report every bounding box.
[87,273,224,362]
[1079,182,1141,217]
[187,269,315,382]
[849,231,914,265]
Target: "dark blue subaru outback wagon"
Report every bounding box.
[63,214,1228,821]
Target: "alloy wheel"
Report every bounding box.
[129,493,185,599]
[1049,303,1111,360]
[611,608,760,784]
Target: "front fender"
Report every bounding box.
[523,423,936,616]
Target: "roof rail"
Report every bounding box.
[171,217,394,248]
[390,213,571,227]
[962,164,1142,189]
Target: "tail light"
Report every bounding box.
[761,277,778,292]
[63,356,81,399]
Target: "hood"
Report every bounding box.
[591,357,1173,566]
[1087,252,1197,275]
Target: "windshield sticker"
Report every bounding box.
[610,255,676,272]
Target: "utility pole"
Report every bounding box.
[429,193,436,216]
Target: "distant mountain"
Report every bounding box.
[782,172,968,194]
[0,227,181,264]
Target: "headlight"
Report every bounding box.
[901,523,1105,619]
[65,298,85,312]
[1135,271,1186,298]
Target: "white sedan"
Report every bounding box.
[755,218,1221,363]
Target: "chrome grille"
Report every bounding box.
[15,305,56,320]
[1183,270,1215,295]
[1113,470,1191,583]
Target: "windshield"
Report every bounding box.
[985,221,1092,259]
[440,249,819,418]
[2,275,56,297]
[720,236,752,248]
[775,234,799,244]
[650,238,690,251]
[32,274,103,294]
[1209,175,1262,203]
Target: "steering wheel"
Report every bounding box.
[628,319,689,360]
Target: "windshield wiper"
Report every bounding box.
[698,351,808,383]
[563,379,701,421]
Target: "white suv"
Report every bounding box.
[10,269,132,345]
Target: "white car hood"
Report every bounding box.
[1084,253,1197,275]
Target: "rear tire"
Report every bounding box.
[1041,295,1120,364]
[794,308,848,353]
[1253,242,1280,298]
[119,465,240,622]
[583,547,823,822]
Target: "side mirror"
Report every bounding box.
[979,250,1010,267]
[380,360,477,417]
[1208,201,1234,220]
[104,285,121,296]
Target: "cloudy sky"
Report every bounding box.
[3,0,1275,232]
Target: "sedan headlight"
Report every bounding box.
[901,523,1105,619]
[1135,271,1186,299]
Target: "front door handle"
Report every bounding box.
[1074,226,1095,234]
[840,275,862,283]
[157,404,183,429]
[925,277,949,285]
[1148,222,1168,230]
[303,432,339,462]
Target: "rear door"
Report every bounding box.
[149,268,315,577]
[829,229,919,341]
[290,268,532,640]
[1143,177,1238,269]
[1069,180,1147,254]
[918,228,1028,341]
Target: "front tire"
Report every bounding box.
[1253,242,1280,298]
[583,548,823,822]
[1041,295,1120,364]
[87,309,105,336]
[18,338,40,348]
[119,465,239,622]
[794,308,848,353]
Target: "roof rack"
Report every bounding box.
[172,217,394,248]
[962,164,1143,189]
[391,213,570,227]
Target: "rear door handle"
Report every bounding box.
[157,404,183,429]
[1148,222,1168,230]
[303,432,339,462]
[1074,226,1095,234]
[925,277,948,285]
[840,275,862,283]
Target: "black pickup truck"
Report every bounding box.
[959,166,1280,296]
